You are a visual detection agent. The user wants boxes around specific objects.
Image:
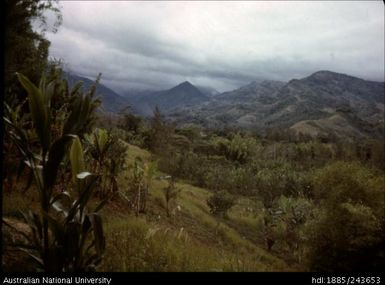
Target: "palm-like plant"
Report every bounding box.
[3,71,105,272]
[84,128,128,198]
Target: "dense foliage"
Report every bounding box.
[116,108,384,270]
[4,71,106,271]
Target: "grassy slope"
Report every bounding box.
[2,142,295,272]
[99,142,293,271]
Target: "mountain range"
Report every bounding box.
[169,71,384,139]
[63,72,130,113]
[64,70,384,140]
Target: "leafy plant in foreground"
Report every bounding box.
[3,72,105,272]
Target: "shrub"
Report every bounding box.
[213,134,258,164]
[127,158,156,215]
[304,162,384,271]
[207,191,235,218]
[84,128,128,198]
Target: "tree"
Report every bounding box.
[207,191,235,218]
[3,1,62,193]
[305,162,384,271]
[145,106,173,154]
[120,113,142,134]
[5,0,62,106]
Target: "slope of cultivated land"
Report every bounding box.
[99,142,295,271]
[2,142,296,272]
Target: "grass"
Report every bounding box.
[2,142,293,272]
[100,215,223,271]
[109,143,291,271]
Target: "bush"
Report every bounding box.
[304,162,384,271]
[255,161,310,207]
[213,134,258,164]
[84,128,128,198]
[207,191,235,218]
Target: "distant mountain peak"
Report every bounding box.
[130,80,209,115]
[177,81,194,87]
[169,81,201,93]
[312,70,336,75]
[168,81,207,97]
[307,70,358,81]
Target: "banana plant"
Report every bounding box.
[84,128,110,173]
[3,71,105,272]
[84,128,121,198]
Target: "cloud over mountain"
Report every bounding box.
[46,1,384,92]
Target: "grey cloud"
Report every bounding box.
[46,1,384,93]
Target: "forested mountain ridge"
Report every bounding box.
[63,70,384,140]
[168,71,384,139]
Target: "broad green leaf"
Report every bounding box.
[44,135,76,190]
[45,80,56,106]
[70,136,85,182]
[16,73,50,150]
[39,75,46,99]
[96,128,108,152]
[66,175,98,223]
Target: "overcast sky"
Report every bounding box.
[45,1,384,93]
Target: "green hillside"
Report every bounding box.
[3,142,293,272]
